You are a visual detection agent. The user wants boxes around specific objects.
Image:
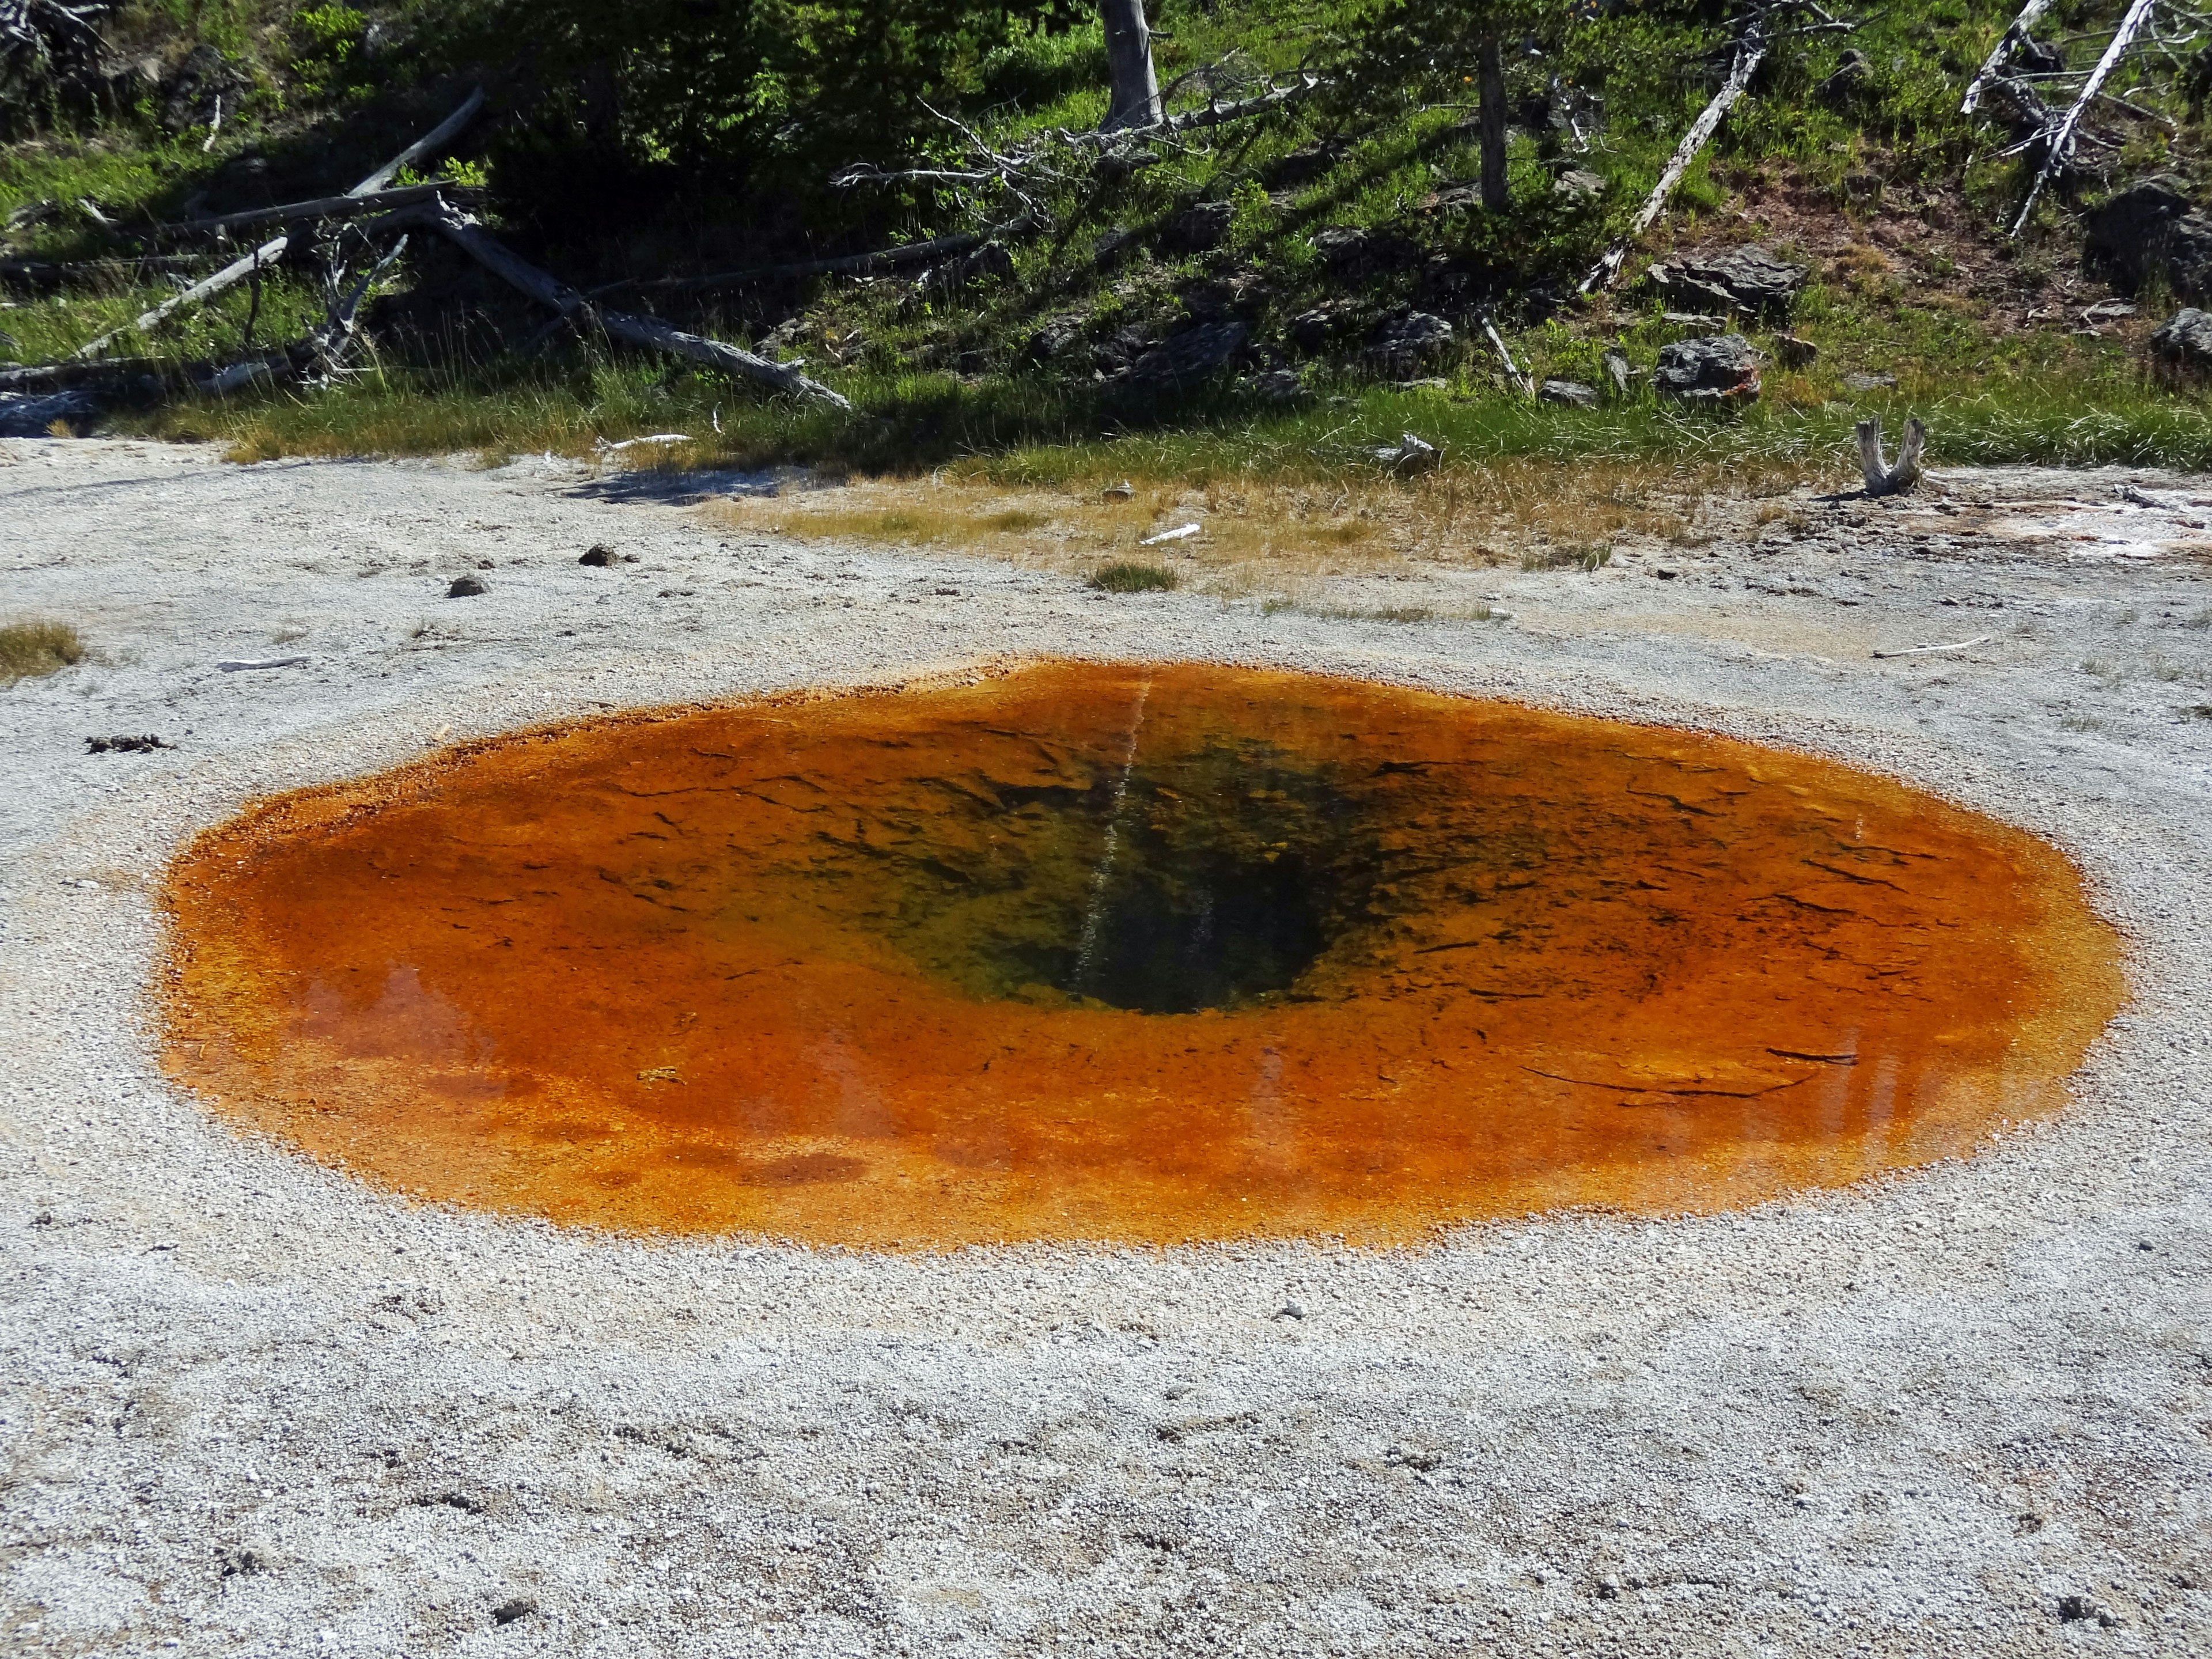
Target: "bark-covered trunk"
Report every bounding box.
[1478,36,1508,210]
[1099,0,1161,131]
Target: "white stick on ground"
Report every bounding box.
[1578,21,1769,294]
[1962,0,2057,114]
[71,89,483,361]
[1480,313,1535,396]
[2009,0,2157,237]
[1872,635,1993,660]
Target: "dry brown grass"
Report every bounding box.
[0,619,85,686]
[706,457,1814,593]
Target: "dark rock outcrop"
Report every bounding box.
[1643,247,1808,317]
[1366,311,1454,376]
[2084,178,2212,303]
[2151,307,2212,369]
[1653,334,1761,403]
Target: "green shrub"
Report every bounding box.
[1090,561,1180,593]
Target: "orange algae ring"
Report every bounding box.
[159,661,2122,1247]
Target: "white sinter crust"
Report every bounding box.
[2,437,2209,1656]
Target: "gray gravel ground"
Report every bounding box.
[2,437,2210,1658]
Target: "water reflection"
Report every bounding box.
[160,661,2122,1245]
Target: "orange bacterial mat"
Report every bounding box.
[160,661,2123,1246]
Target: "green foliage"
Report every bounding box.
[471,0,1090,191]
[1090,560,1181,592]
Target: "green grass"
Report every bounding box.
[0,619,86,685]
[12,0,2212,484]
[1089,560,1180,593]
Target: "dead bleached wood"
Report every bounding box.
[1480,312,1535,396]
[2009,0,2158,236]
[67,89,483,361]
[71,232,289,359]
[160,181,483,241]
[1962,0,2058,113]
[200,234,410,396]
[1855,415,1926,495]
[0,355,161,393]
[351,86,487,196]
[406,199,851,409]
[1578,17,1770,294]
[1872,635,1991,660]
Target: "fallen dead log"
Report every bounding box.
[199,234,409,395]
[158,181,484,241]
[2009,0,2157,237]
[1578,15,1770,294]
[0,355,163,393]
[1479,312,1534,396]
[402,199,850,409]
[67,89,482,361]
[1961,0,2058,115]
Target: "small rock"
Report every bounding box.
[1288,304,1354,352]
[447,575,488,598]
[1842,370,1896,391]
[85,734,171,755]
[2085,178,2212,304]
[956,241,1015,285]
[2081,298,2137,324]
[578,544,618,567]
[490,1598,536,1626]
[1772,334,1820,368]
[1643,245,1808,317]
[1653,334,1761,403]
[1093,227,1142,270]
[1024,315,1086,363]
[1367,310,1455,376]
[0,391,102,438]
[1166,200,1234,253]
[1539,378,1598,408]
[1653,566,1680,580]
[1126,321,1252,388]
[1660,311,1729,329]
[1372,433,1439,474]
[1249,366,1308,403]
[1600,347,1635,396]
[1276,1301,1305,1320]
[1554,168,1605,202]
[2055,1593,2118,1627]
[2151,308,2212,369]
[1101,481,1135,501]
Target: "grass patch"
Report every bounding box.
[1089,561,1180,593]
[0,619,85,685]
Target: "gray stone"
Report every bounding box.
[1023,315,1086,363]
[2085,179,2212,304]
[1367,311,1455,376]
[1554,169,1605,203]
[1312,226,1419,276]
[1772,334,1820,369]
[1127,321,1251,388]
[2151,307,2212,368]
[1653,334,1761,403]
[1600,347,1635,396]
[1166,201,1234,253]
[1644,246,1809,317]
[0,391,101,437]
[1539,379,1599,409]
[446,574,488,598]
[1843,371,1896,391]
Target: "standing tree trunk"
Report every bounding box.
[1478,36,1508,210]
[1100,0,1161,130]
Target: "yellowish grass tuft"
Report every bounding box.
[706,456,1813,595]
[0,618,86,685]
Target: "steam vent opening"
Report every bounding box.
[160,662,2122,1247]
